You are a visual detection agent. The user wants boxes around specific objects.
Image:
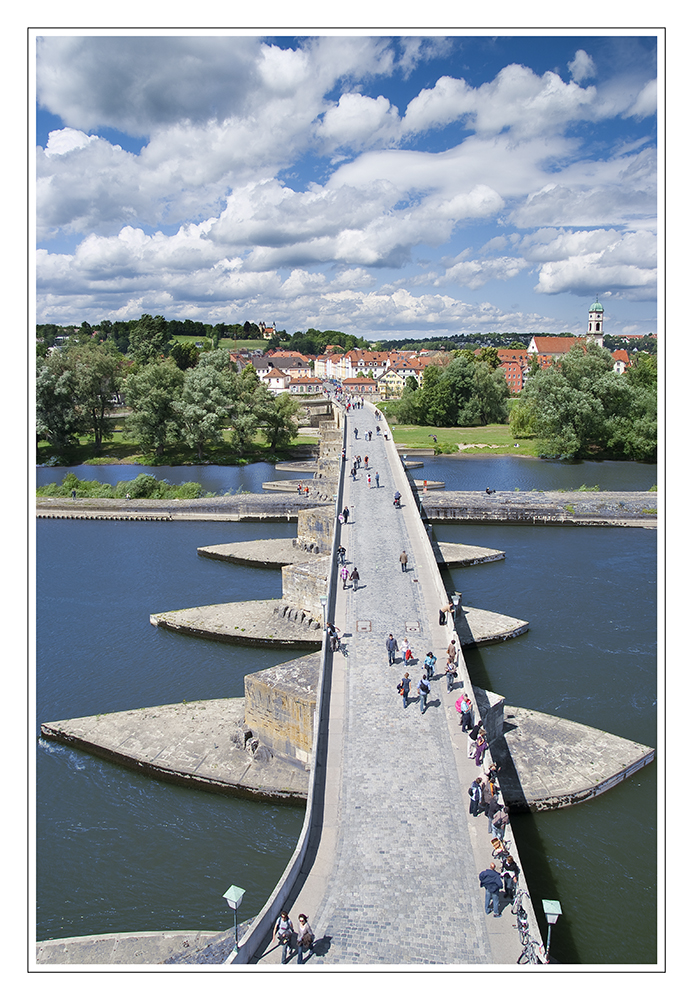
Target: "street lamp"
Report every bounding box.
[223,884,246,952]
[451,593,461,618]
[319,595,327,628]
[542,899,562,962]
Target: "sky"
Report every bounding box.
[33,31,659,340]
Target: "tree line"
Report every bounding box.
[386,343,656,463]
[36,316,302,460]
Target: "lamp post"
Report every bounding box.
[319,595,327,629]
[223,884,246,953]
[451,593,461,619]
[542,899,562,962]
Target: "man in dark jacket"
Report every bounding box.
[479,863,504,917]
[386,634,398,665]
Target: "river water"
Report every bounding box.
[34,457,658,964]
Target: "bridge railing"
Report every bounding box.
[228,413,346,964]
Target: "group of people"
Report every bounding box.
[272,910,314,964]
[393,637,460,714]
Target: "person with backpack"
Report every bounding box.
[273,910,295,964]
[397,672,411,708]
[468,776,483,816]
[417,672,431,713]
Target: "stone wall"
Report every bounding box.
[280,556,330,618]
[294,507,335,555]
[244,653,321,763]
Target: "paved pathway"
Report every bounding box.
[254,407,522,966]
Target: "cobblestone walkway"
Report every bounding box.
[257,409,498,966]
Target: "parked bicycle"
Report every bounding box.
[512,890,547,964]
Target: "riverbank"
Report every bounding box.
[36,490,657,527]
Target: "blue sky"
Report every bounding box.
[34,31,658,339]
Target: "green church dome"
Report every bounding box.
[589,299,604,312]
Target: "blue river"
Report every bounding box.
[35,456,657,964]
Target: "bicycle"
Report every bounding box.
[517,937,547,965]
[512,890,547,965]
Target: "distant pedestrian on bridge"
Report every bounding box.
[342,506,350,523]
[468,776,483,816]
[273,910,295,963]
[296,913,314,964]
[479,863,503,917]
[350,566,360,591]
[417,673,431,713]
[374,472,380,488]
[400,550,408,572]
[397,672,411,708]
[340,565,349,589]
[386,633,399,664]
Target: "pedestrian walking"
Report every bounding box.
[337,545,346,564]
[445,656,457,692]
[400,550,408,573]
[364,455,369,468]
[342,506,350,523]
[351,465,357,481]
[491,802,510,842]
[447,637,457,662]
[375,472,380,488]
[417,673,431,713]
[479,863,504,917]
[397,672,411,708]
[296,913,314,964]
[424,650,437,679]
[386,633,399,664]
[468,776,483,816]
[354,427,358,439]
[402,638,413,663]
[350,566,360,591]
[340,564,349,589]
[367,473,372,487]
[273,910,295,963]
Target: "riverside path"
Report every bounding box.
[252,405,525,966]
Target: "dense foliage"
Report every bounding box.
[37,472,209,499]
[390,352,509,427]
[510,344,657,461]
[36,326,301,461]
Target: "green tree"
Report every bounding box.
[128,314,171,364]
[36,352,82,451]
[415,356,508,427]
[170,340,200,371]
[36,342,125,452]
[176,350,235,460]
[261,392,301,450]
[125,359,184,456]
[71,342,126,451]
[514,343,656,460]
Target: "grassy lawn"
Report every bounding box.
[37,417,318,468]
[390,422,537,457]
[172,336,267,352]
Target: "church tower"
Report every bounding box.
[587,297,604,347]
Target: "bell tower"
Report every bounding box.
[587,297,604,346]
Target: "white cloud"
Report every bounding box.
[34,34,659,335]
[568,50,596,83]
